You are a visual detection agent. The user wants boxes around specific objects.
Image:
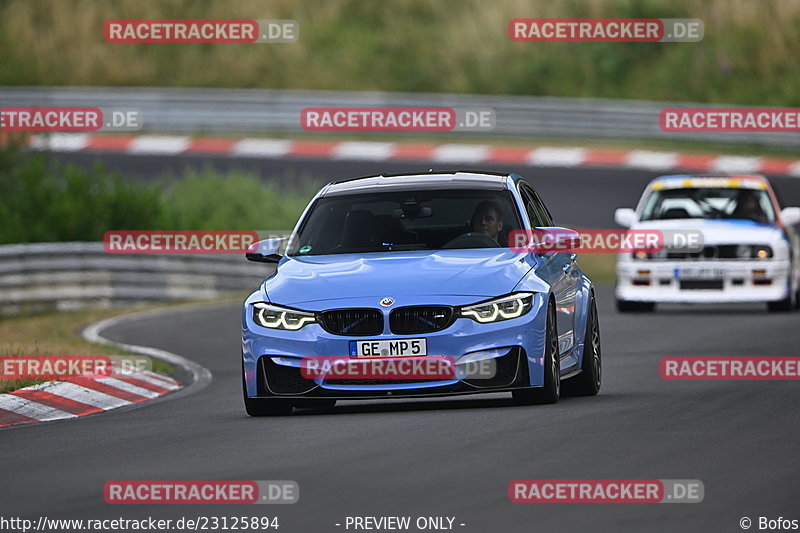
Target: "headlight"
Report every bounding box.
[753,245,772,259]
[459,293,534,324]
[736,245,773,259]
[736,245,751,259]
[252,303,316,330]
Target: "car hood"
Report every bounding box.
[264,249,533,306]
[632,219,784,245]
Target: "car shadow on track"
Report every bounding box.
[627,304,771,315]
[280,393,620,417]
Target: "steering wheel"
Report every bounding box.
[441,232,499,249]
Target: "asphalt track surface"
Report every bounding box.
[3,154,800,532]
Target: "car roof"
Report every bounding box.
[322,171,511,196]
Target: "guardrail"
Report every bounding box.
[0,242,272,315]
[1,86,798,147]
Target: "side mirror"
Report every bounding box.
[522,227,581,255]
[246,238,288,263]
[614,208,636,228]
[780,207,800,227]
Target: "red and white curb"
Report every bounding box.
[0,305,213,430]
[0,368,180,428]
[26,133,800,176]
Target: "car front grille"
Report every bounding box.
[651,245,764,260]
[318,308,383,336]
[389,306,454,334]
[324,377,445,386]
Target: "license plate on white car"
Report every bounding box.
[350,339,427,358]
[675,267,725,280]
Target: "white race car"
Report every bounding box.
[614,174,800,312]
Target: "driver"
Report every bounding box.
[470,201,504,243]
[732,190,766,222]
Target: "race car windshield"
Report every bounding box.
[287,190,522,256]
[640,187,776,224]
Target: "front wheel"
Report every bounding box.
[563,292,601,397]
[513,303,560,405]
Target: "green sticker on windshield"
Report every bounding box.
[299,245,312,253]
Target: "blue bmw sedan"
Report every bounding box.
[242,172,601,415]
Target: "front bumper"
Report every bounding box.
[616,259,791,303]
[242,294,548,399]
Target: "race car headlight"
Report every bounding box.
[736,245,751,259]
[459,293,534,324]
[252,303,316,330]
[736,245,773,259]
[753,246,773,259]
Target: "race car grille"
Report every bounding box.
[318,309,383,336]
[262,357,317,394]
[324,377,444,386]
[651,245,770,260]
[389,306,455,334]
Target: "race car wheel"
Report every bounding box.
[616,299,655,313]
[513,302,560,405]
[563,292,601,397]
[767,291,796,312]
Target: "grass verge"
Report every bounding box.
[576,253,617,286]
[0,305,185,394]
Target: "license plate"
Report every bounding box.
[350,339,427,358]
[675,267,725,280]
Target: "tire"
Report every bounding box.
[768,277,797,313]
[616,299,655,313]
[242,359,293,416]
[563,292,601,397]
[767,295,795,312]
[513,303,560,405]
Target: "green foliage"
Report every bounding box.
[0,150,311,244]
[1,0,799,105]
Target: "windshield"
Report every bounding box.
[288,189,522,256]
[640,187,775,224]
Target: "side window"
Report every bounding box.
[519,185,546,227]
[530,190,554,226]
